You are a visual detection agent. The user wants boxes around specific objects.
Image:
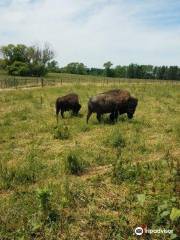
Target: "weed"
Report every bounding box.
[65,151,85,175]
[106,130,126,148]
[54,125,70,140]
[36,188,60,224]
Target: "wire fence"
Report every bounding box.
[0,74,179,89]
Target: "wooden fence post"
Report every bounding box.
[40,96,43,105]
[13,77,16,88]
[16,78,18,89]
[41,78,44,87]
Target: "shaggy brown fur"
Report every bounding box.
[56,93,81,122]
[87,89,138,123]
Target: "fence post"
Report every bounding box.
[13,77,16,88]
[41,78,44,87]
[40,96,43,105]
[16,78,18,89]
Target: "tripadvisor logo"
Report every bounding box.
[134,225,173,236]
[134,227,144,236]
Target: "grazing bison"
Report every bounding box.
[103,89,138,120]
[102,89,131,99]
[56,93,81,122]
[87,89,138,123]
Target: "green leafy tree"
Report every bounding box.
[103,61,113,77]
[0,43,55,76]
[1,44,29,65]
[115,65,127,78]
[167,66,179,80]
[63,62,87,75]
[88,68,104,76]
[7,61,30,76]
[0,59,6,70]
[127,64,137,78]
[156,66,167,80]
[47,60,59,72]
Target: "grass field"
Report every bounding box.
[0,82,179,239]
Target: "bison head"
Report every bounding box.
[127,97,138,119]
[74,103,81,115]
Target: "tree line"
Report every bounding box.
[59,61,180,80]
[0,44,180,80]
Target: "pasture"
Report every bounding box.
[0,81,179,239]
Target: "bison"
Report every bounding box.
[56,93,81,122]
[87,89,138,123]
[103,89,138,120]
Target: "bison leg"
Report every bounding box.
[114,110,118,122]
[86,110,92,124]
[110,111,118,123]
[96,113,101,123]
[56,107,60,124]
[73,103,81,116]
[61,110,65,118]
[109,112,114,122]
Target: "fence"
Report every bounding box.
[0,77,56,89]
[0,74,179,89]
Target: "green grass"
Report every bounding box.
[0,82,179,239]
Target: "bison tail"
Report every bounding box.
[55,100,61,123]
[87,103,93,124]
[86,109,92,124]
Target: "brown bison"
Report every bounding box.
[87,89,138,123]
[56,93,81,122]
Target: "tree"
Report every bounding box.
[136,65,145,79]
[103,61,113,77]
[0,59,6,70]
[115,65,127,78]
[7,61,30,76]
[1,44,29,65]
[142,65,154,79]
[156,66,167,80]
[47,60,59,72]
[63,62,87,75]
[127,64,137,78]
[0,43,55,76]
[167,66,178,80]
[88,68,104,76]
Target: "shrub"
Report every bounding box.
[106,130,126,148]
[113,159,138,183]
[36,188,59,224]
[65,152,85,175]
[80,124,90,132]
[7,61,30,76]
[30,63,47,77]
[37,188,52,214]
[54,125,70,140]
[15,149,44,184]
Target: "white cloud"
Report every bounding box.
[0,0,180,67]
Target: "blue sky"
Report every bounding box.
[0,0,180,67]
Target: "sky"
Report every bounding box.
[0,0,180,67]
